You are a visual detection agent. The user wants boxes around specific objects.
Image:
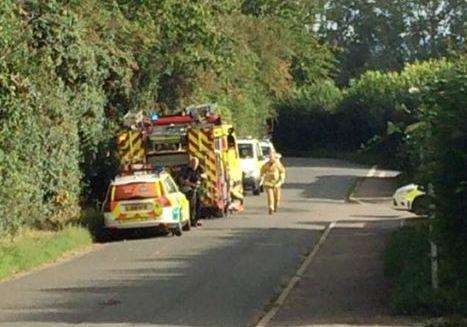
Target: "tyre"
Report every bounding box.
[172,226,182,237]
[97,227,117,243]
[182,219,191,231]
[253,183,261,195]
[411,195,429,216]
[156,225,171,237]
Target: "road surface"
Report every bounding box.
[0,158,405,327]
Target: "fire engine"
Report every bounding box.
[116,104,244,218]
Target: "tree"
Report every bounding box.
[318,0,466,85]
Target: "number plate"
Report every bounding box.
[124,203,149,211]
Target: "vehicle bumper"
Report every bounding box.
[392,197,410,210]
[104,214,182,230]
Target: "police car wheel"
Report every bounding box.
[411,196,429,216]
[156,226,171,237]
[172,227,182,237]
[182,219,191,231]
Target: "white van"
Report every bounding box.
[237,139,264,195]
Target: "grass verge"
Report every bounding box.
[384,224,433,315]
[0,226,93,281]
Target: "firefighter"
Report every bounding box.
[260,151,286,215]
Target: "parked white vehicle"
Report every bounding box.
[237,138,264,195]
[102,170,191,235]
[259,139,277,164]
[392,183,427,214]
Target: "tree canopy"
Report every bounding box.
[318,0,466,85]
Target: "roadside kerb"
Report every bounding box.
[255,221,336,327]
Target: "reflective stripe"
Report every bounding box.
[117,131,145,164]
[187,128,220,205]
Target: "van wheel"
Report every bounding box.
[253,184,261,196]
[182,219,191,231]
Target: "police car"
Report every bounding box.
[102,169,190,236]
[392,183,428,215]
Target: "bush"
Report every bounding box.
[408,57,467,314]
[384,225,434,314]
[336,59,456,168]
[384,225,463,316]
[273,81,344,154]
[274,58,457,168]
[0,1,130,235]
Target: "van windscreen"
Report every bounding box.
[261,146,270,156]
[238,144,254,159]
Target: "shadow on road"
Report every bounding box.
[0,227,324,327]
[283,157,365,168]
[270,219,420,327]
[0,157,416,327]
[282,175,356,201]
[353,176,399,199]
[351,214,400,219]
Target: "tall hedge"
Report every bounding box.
[409,59,467,313]
[274,58,457,169]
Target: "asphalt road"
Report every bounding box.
[0,158,377,327]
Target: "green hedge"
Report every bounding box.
[409,58,467,314]
[0,1,333,236]
[0,1,128,234]
[274,58,457,169]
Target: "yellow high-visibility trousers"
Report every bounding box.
[266,186,281,212]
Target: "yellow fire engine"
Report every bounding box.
[116,104,244,217]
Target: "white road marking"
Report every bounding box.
[255,222,336,327]
[367,165,378,178]
[378,170,388,178]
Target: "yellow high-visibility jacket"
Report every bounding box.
[261,160,286,188]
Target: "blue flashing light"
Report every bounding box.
[154,165,164,173]
[150,112,159,121]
